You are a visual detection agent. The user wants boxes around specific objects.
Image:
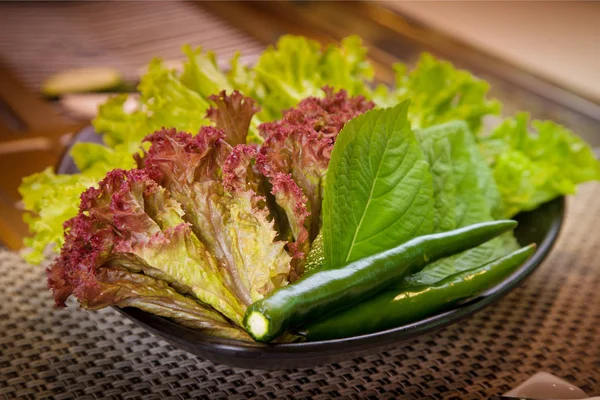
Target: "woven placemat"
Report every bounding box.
[1,183,599,399]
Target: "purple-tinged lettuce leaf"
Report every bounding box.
[257,88,374,240]
[206,90,260,146]
[269,173,310,257]
[141,128,292,305]
[48,169,246,325]
[89,266,251,341]
[222,144,262,195]
[269,172,310,280]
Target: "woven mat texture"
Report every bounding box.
[1,183,599,399]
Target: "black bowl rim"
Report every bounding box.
[59,126,565,362]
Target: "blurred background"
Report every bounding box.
[1,0,599,249]
[391,1,600,103]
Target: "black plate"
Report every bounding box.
[59,126,565,369]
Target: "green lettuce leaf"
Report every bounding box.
[322,101,435,269]
[403,122,517,286]
[93,57,214,149]
[19,169,98,264]
[247,35,375,122]
[180,44,233,98]
[478,113,600,217]
[388,53,501,132]
[416,121,502,229]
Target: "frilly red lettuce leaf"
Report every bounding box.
[206,90,260,146]
[269,172,310,280]
[141,128,292,305]
[257,88,374,242]
[48,169,247,326]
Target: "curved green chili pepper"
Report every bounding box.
[300,243,536,341]
[244,220,518,342]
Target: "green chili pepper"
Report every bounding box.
[244,220,518,343]
[300,244,536,341]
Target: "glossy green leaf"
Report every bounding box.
[322,101,435,269]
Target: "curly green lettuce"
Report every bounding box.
[232,35,374,122]
[478,113,600,217]
[391,53,501,132]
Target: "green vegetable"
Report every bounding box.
[243,220,517,342]
[322,102,435,270]
[305,119,521,329]
[301,121,515,278]
[478,113,600,217]
[387,53,501,132]
[315,117,520,282]
[19,168,105,264]
[405,122,519,286]
[300,244,535,341]
[243,35,375,122]
[416,121,503,228]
